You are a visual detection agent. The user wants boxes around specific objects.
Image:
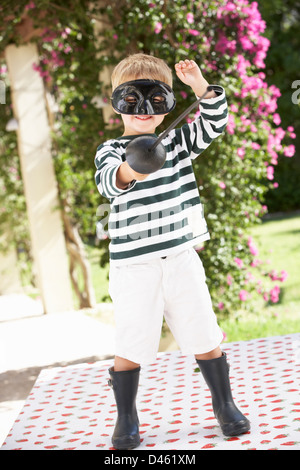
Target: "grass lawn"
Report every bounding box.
[88,212,300,343]
[219,211,300,341]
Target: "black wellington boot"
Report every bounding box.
[197,353,250,436]
[108,366,141,450]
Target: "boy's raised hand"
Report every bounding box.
[175,59,216,98]
[175,60,202,86]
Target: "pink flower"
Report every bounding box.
[270,285,280,303]
[266,166,274,180]
[188,29,200,36]
[269,270,278,281]
[234,257,243,268]
[269,84,281,98]
[237,147,245,159]
[263,292,269,302]
[227,115,236,135]
[239,289,249,301]
[224,1,236,12]
[251,142,261,150]
[215,32,236,54]
[186,13,194,24]
[247,236,259,256]
[218,302,224,310]
[227,274,233,285]
[273,113,281,125]
[154,22,162,34]
[250,259,259,267]
[25,1,35,10]
[219,181,226,189]
[283,145,295,157]
[270,269,288,282]
[239,36,253,51]
[262,205,268,213]
[0,65,7,74]
[279,270,288,282]
[236,55,251,76]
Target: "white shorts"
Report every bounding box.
[108,248,223,364]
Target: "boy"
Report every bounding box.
[94,53,250,449]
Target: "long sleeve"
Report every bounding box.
[169,85,228,160]
[94,141,137,200]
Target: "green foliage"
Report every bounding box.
[0,86,29,256]
[258,0,300,212]
[0,0,296,316]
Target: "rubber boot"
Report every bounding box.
[108,366,140,450]
[197,353,250,436]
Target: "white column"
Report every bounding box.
[5,43,74,313]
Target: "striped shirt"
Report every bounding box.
[95,85,228,266]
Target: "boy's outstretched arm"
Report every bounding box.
[116,161,147,189]
[175,59,216,99]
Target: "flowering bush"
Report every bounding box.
[0,0,295,315]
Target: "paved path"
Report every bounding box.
[0,294,178,447]
[0,295,116,446]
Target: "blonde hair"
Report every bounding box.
[111,53,173,90]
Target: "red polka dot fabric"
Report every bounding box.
[2,334,299,450]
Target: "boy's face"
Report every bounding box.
[121,111,166,136]
[112,77,175,136]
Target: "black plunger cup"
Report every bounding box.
[125,86,215,174]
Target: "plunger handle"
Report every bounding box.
[150,85,215,152]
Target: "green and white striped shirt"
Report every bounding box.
[95,85,228,266]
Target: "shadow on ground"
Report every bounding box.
[0,355,114,403]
